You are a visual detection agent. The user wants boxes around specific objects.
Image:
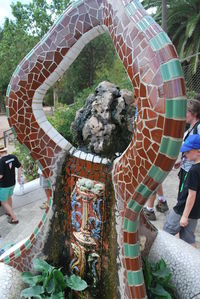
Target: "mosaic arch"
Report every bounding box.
[3,0,187,298]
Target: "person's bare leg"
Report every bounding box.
[157,184,164,197]
[1,201,17,221]
[8,196,12,208]
[146,193,156,208]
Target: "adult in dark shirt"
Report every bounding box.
[0,147,22,224]
[164,135,200,246]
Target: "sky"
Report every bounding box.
[0,0,155,26]
[0,0,32,25]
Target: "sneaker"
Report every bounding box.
[143,207,156,221]
[156,200,169,213]
[40,202,48,209]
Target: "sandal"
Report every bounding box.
[8,219,19,224]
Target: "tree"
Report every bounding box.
[167,0,200,73]
[0,19,37,107]
[142,0,200,74]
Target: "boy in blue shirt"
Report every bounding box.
[164,134,200,246]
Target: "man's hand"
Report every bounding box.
[180,215,188,227]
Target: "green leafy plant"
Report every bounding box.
[13,141,38,182]
[143,257,175,299]
[20,258,87,299]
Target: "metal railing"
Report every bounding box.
[2,128,15,148]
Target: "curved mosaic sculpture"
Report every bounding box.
[4,0,186,298]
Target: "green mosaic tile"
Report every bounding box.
[150,31,171,51]
[47,180,51,188]
[48,197,52,205]
[125,3,137,16]
[34,227,39,237]
[128,199,142,213]
[161,60,183,81]
[160,137,182,158]
[6,107,9,117]
[36,161,43,170]
[40,33,49,44]
[42,214,47,222]
[136,183,152,199]
[124,218,138,233]
[165,98,187,119]
[6,84,11,97]
[148,165,168,183]
[25,240,31,250]
[25,49,34,61]
[15,248,21,258]
[55,14,65,25]
[124,243,140,258]
[3,256,10,264]
[137,15,155,31]
[71,0,83,8]
[11,127,17,137]
[127,270,144,286]
[13,65,20,77]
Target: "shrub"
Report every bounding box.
[12,141,38,182]
[21,258,88,299]
[143,257,175,299]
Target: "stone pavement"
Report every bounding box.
[151,168,200,249]
[0,168,200,255]
[0,179,46,249]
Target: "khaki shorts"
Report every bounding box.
[163,209,197,244]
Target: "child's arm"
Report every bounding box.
[180,189,196,227]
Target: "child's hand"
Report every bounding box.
[174,161,181,169]
[180,215,188,227]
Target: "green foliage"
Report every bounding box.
[21,258,87,299]
[143,258,175,299]
[12,141,38,182]
[0,19,37,99]
[48,88,91,143]
[186,89,196,99]
[142,0,200,74]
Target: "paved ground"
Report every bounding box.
[0,179,46,249]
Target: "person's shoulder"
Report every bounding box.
[190,163,200,174]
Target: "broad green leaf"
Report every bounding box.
[53,269,66,291]
[20,285,44,298]
[65,274,88,291]
[50,292,65,299]
[158,259,166,270]
[46,278,55,294]
[152,267,171,279]
[143,257,152,289]
[33,258,53,273]
[151,284,172,298]
[21,272,43,286]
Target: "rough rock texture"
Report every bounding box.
[0,263,25,299]
[149,230,200,299]
[71,81,136,157]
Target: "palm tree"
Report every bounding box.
[142,0,200,74]
[167,0,200,73]
[162,0,167,32]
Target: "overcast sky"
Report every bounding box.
[0,0,155,26]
